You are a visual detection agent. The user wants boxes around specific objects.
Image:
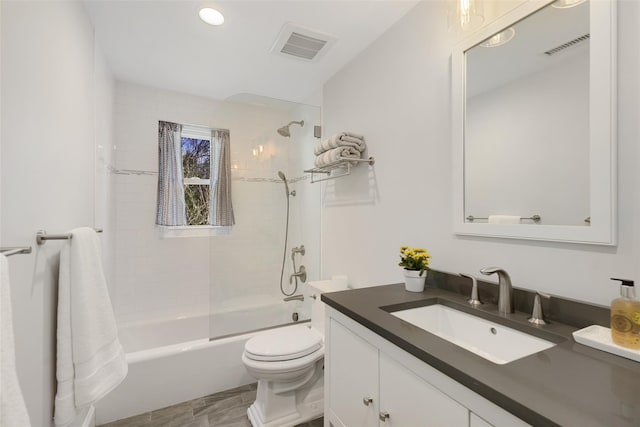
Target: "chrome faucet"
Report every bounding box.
[290,265,307,284]
[283,294,304,302]
[480,267,514,314]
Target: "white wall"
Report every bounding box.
[111,83,321,340]
[321,0,640,306]
[465,52,589,225]
[1,2,114,426]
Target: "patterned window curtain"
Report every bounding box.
[156,121,187,226]
[209,129,235,226]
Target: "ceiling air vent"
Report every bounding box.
[271,23,336,62]
[544,34,590,56]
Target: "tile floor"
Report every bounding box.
[98,383,324,427]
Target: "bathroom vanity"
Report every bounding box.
[322,273,640,426]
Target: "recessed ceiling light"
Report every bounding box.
[199,8,224,26]
[480,27,516,48]
[552,0,587,9]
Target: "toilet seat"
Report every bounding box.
[245,324,323,362]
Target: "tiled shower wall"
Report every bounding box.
[111,82,320,335]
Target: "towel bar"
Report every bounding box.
[0,247,32,257]
[304,156,375,184]
[466,215,541,223]
[36,228,103,245]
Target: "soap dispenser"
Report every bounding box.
[610,278,640,349]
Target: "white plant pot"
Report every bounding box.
[403,269,427,292]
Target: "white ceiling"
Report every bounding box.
[84,0,419,105]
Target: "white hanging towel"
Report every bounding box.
[54,228,127,427]
[0,254,32,427]
[488,215,521,224]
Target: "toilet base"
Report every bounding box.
[246,366,324,427]
[246,396,323,427]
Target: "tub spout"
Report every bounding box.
[283,295,304,302]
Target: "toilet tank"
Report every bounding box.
[307,279,348,335]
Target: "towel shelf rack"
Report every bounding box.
[0,247,32,257]
[36,228,103,245]
[304,156,375,184]
[466,215,541,223]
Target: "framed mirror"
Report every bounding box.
[452,0,617,245]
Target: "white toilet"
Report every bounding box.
[242,280,344,427]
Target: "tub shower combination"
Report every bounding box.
[97,118,318,424]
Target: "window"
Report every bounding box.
[181,125,212,225]
[156,121,234,234]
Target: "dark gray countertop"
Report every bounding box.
[322,278,640,427]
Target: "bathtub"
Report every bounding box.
[95,297,306,425]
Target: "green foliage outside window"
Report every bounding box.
[182,137,211,225]
[185,184,210,225]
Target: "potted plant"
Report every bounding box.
[399,246,431,292]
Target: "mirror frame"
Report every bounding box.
[452,0,617,245]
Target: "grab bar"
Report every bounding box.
[466,215,541,223]
[0,247,32,257]
[36,228,103,245]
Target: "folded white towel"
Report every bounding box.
[488,215,521,224]
[1,255,32,427]
[54,228,127,427]
[314,146,361,167]
[313,132,366,156]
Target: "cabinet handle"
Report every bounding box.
[362,397,373,406]
[379,411,390,422]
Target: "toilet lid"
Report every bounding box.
[245,325,323,362]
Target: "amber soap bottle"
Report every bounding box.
[610,278,640,349]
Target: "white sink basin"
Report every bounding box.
[391,304,556,364]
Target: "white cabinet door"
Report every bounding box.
[379,352,469,427]
[329,319,379,427]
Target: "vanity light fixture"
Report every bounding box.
[199,7,224,26]
[480,27,516,48]
[552,0,587,9]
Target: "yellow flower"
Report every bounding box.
[399,245,432,271]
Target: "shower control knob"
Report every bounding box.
[362,397,373,406]
[379,411,390,422]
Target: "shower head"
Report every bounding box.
[277,170,290,196]
[277,127,290,137]
[277,120,304,137]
